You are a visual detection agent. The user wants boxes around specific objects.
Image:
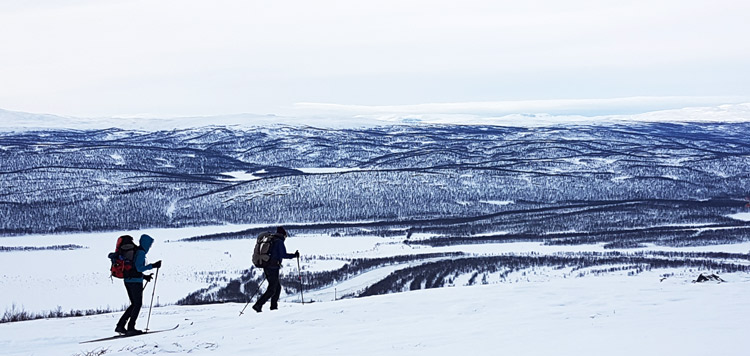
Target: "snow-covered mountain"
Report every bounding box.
[2,122,750,238]
[2,101,750,131]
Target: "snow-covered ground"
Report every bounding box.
[0,225,266,312]
[2,225,750,355]
[0,225,418,313]
[1,271,748,356]
[2,225,750,313]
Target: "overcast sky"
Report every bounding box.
[1,0,749,118]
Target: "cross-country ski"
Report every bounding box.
[80,325,179,344]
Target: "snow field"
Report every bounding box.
[0,225,264,312]
[0,272,748,356]
[2,225,750,313]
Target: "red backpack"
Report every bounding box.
[108,235,141,279]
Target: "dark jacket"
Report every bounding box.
[124,234,157,283]
[268,236,296,268]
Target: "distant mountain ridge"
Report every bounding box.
[2,101,750,131]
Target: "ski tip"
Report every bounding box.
[152,324,180,332]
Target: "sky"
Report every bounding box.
[1,0,749,119]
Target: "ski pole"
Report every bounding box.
[145,267,159,331]
[297,255,304,305]
[239,278,267,316]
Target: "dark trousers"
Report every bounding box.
[255,267,281,308]
[118,281,143,330]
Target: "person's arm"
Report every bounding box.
[280,241,296,259]
[134,250,155,273]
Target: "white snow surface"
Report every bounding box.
[2,226,750,355]
[2,225,750,312]
[727,212,750,222]
[220,171,262,182]
[1,272,749,356]
[0,225,273,312]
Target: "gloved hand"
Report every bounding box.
[144,274,153,282]
[152,260,162,269]
[294,250,300,258]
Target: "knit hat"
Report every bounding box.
[276,226,288,237]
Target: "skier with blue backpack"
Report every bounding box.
[110,234,162,335]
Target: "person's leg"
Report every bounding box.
[116,281,139,332]
[254,268,280,310]
[117,300,133,332]
[270,275,282,310]
[124,282,143,331]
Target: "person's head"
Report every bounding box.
[139,234,154,253]
[276,226,288,238]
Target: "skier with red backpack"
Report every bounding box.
[109,234,162,335]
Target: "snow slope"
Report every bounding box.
[1,272,748,356]
[4,225,749,314]
[2,226,750,355]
